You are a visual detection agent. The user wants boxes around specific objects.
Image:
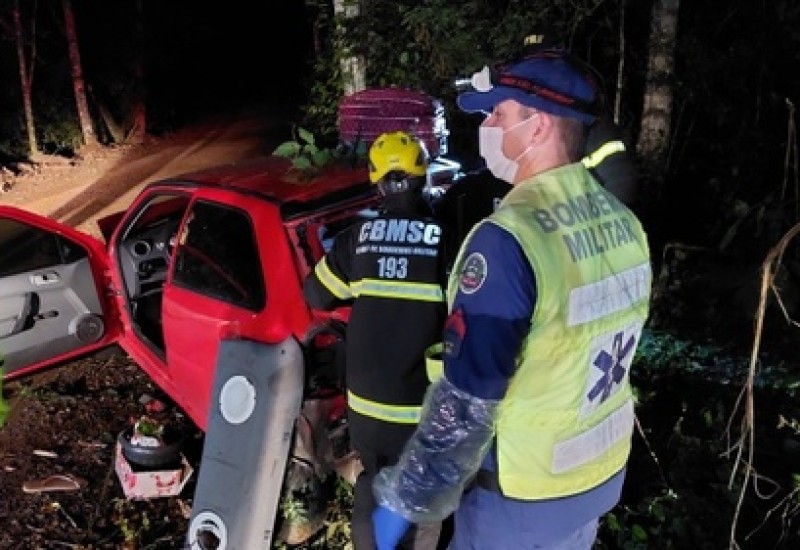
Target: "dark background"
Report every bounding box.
[1,1,315,140]
[136,2,313,121]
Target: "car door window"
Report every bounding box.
[0,219,86,277]
[173,201,265,311]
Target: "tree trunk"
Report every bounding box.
[13,0,38,158]
[612,0,627,126]
[636,0,680,199]
[333,0,365,95]
[128,0,147,143]
[95,97,126,143]
[62,0,98,149]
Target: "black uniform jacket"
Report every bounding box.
[303,208,447,408]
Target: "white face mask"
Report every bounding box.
[478,115,536,183]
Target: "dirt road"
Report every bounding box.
[1,112,285,237]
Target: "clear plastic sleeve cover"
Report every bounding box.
[373,376,498,523]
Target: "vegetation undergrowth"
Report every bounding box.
[276,474,354,550]
[598,327,800,549]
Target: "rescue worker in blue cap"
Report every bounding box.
[435,45,638,276]
[371,49,653,549]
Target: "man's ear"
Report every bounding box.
[531,111,553,143]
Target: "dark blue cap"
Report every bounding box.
[457,53,598,124]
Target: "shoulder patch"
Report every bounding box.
[443,307,466,359]
[458,252,488,294]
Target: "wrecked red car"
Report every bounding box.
[0,155,397,547]
[0,147,461,547]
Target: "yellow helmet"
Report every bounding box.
[368,131,429,183]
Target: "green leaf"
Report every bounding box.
[313,149,332,167]
[605,512,621,532]
[298,127,315,146]
[273,141,301,157]
[631,523,649,542]
[293,157,312,170]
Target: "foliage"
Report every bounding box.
[295,0,800,268]
[133,415,164,438]
[273,126,336,172]
[111,498,152,546]
[272,125,368,180]
[671,1,800,192]
[275,329,800,549]
[300,0,625,158]
[300,0,347,144]
[0,113,28,161]
[601,490,678,550]
[33,101,83,156]
[611,328,800,549]
[275,472,355,550]
[635,329,743,383]
[2,2,800,547]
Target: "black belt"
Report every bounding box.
[475,469,502,493]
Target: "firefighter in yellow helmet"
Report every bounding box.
[367,131,428,185]
[303,131,447,549]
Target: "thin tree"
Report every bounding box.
[127,0,146,143]
[12,0,39,158]
[636,0,680,199]
[62,0,98,149]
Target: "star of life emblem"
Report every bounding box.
[580,323,642,418]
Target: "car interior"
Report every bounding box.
[0,218,105,374]
[117,194,191,352]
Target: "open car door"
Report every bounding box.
[0,206,122,378]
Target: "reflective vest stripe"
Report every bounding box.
[347,389,422,424]
[551,399,635,474]
[315,259,352,300]
[581,140,626,169]
[351,279,444,302]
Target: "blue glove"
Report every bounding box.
[373,504,411,550]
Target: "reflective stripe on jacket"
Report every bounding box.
[347,389,422,424]
[581,139,626,169]
[315,259,443,303]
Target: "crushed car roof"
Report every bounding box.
[156,156,373,204]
